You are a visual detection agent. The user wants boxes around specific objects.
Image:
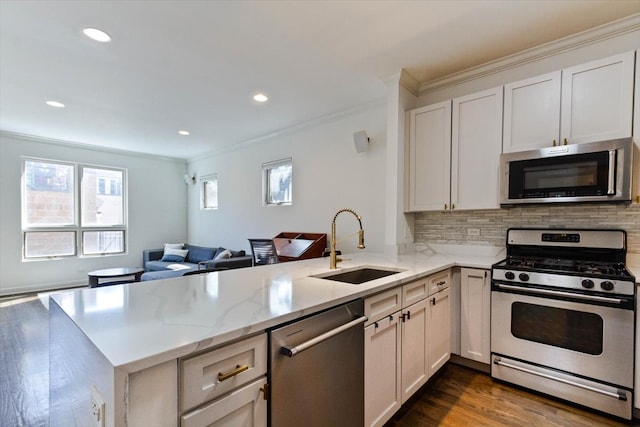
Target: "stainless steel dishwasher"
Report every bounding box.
[269,299,366,427]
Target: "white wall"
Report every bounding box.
[187,102,387,256]
[0,132,188,295]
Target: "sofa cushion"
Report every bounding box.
[184,244,218,263]
[141,269,187,281]
[161,248,189,262]
[145,260,199,272]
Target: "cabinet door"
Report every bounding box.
[180,378,267,427]
[428,287,451,377]
[503,71,561,152]
[451,87,503,210]
[460,268,490,364]
[401,298,429,402]
[364,313,402,427]
[407,101,452,211]
[561,51,634,144]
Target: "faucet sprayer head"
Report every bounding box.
[358,229,365,249]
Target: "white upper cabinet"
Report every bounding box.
[407,101,452,211]
[451,86,503,211]
[503,71,561,152]
[561,51,635,144]
[503,51,635,153]
[406,88,502,212]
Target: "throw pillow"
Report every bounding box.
[184,245,217,263]
[161,247,189,263]
[164,243,184,249]
[214,249,232,260]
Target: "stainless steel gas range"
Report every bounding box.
[490,228,636,420]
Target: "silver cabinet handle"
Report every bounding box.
[494,357,627,401]
[280,315,367,357]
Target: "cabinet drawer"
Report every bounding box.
[428,270,450,296]
[180,333,267,412]
[402,278,429,307]
[365,287,402,325]
[181,378,267,427]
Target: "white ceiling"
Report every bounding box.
[1,1,639,159]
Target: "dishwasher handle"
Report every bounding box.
[280,315,368,357]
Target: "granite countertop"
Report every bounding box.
[47,247,502,373]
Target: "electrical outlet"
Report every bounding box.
[467,228,480,236]
[90,386,105,427]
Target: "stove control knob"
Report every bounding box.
[600,281,614,291]
[581,279,594,289]
[505,272,515,280]
[518,273,530,282]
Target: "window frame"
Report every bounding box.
[262,158,292,206]
[21,157,128,260]
[200,173,219,210]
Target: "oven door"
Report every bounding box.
[491,284,634,388]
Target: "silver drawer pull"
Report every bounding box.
[217,364,249,382]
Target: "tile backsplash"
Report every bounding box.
[414,203,640,255]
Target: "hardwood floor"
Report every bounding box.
[0,297,48,427]
[388,363,636,427]
[0,295,637,427]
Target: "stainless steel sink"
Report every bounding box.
[312,267,402,285]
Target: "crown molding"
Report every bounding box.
[418,13,640,94]
[0,130,186,163]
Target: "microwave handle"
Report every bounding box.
[607,150,616,195]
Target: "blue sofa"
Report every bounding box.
[141,244,252,281]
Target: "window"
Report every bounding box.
[263,158,292,206]
[22,159,127,259]
[201,173,218,210]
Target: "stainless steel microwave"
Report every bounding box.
[499,138,633,206]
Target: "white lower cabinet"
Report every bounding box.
[401,297,430,401]
[179,333,268,427]
[364,271,451,426]
[427,287,451,377]
[180,378,267,427]
[364,312,402,427]
[460,268,491,364]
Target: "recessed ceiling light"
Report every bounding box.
[178,130,190,136]
[46,100,65,108]
[253,93,268,102]
[82,27,112,43]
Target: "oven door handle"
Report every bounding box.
[495,283,624,304]
[493,357,627,401]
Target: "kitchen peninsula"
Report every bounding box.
[47,248,511,426]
